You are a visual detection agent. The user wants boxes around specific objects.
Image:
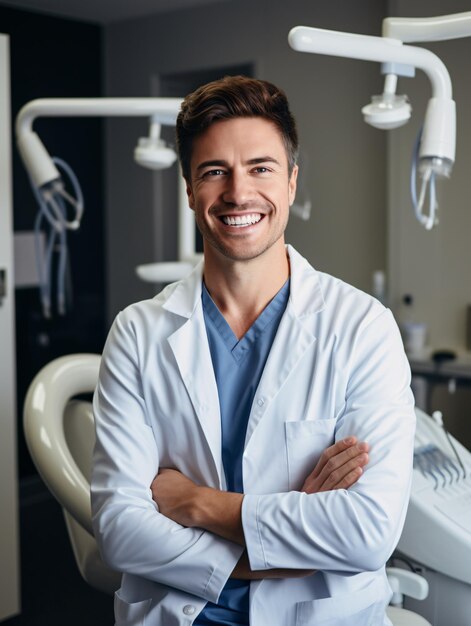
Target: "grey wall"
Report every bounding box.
[104,0,388,320]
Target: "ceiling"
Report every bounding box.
[0,0,231,24]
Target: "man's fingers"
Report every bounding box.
[308,438,368,481]
[316,452,369,492]
[322,437,358,461]
[302,444,369,494]
[331,466,364,491]
[320,442,369,478]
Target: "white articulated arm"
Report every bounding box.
[383,11,471,43]
[288,21,461,230]
[288,26,452,99]
[16,97,182,188]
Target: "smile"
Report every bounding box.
[220,213,262,227]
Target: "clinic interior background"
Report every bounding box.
[3,0,471,477]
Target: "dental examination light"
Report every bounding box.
[289,12,471,230]
[16,97,185,317]
[134,115,178,170]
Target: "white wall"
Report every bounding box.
[387,0,471,350]
[0,33,21,622]
[104,0,388,320]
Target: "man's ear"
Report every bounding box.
[288,164,298,206]
[185,179,195,210]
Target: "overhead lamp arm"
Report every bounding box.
[288,24,455,164]
[288,26,452,99]
[16,97,182,188]
[288,20,465,230]
[15,97,184,317]
[383,11,471,43]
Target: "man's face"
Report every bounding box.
[186,117,298,263]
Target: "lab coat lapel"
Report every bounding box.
[245,246,325,447]
[244,306,317,446]
[164,264,224,487]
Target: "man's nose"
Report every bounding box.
[222,171,254,206]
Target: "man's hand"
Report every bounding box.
[151,469,245,544]
[301,436,369,494]
[151,468,201,528]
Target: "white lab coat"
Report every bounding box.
[91,245,415,626]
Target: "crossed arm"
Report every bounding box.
[151,436,369,580]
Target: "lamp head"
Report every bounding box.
[134,136,177,170]
[362,94,412,129]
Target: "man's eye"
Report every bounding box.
[204,169,225,177]
[253,166,270,174]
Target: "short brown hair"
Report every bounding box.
[176,75,298,181]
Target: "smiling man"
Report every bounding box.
[92,76,415,626]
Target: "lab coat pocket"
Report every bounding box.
[295,578,388,625]
[285,418,336,491]
[114,590,152,626]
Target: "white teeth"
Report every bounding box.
[221,213,262,226]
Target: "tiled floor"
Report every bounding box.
[2,477,114,626]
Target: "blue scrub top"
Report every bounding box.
[195,279,290,626]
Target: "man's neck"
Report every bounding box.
[203,241,290,340]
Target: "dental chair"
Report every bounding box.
[23,354,432,625]
[23,353,120,595]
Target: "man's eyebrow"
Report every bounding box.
[195,156,281,171]
[247,156,281,166]
[195,160,228,172]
